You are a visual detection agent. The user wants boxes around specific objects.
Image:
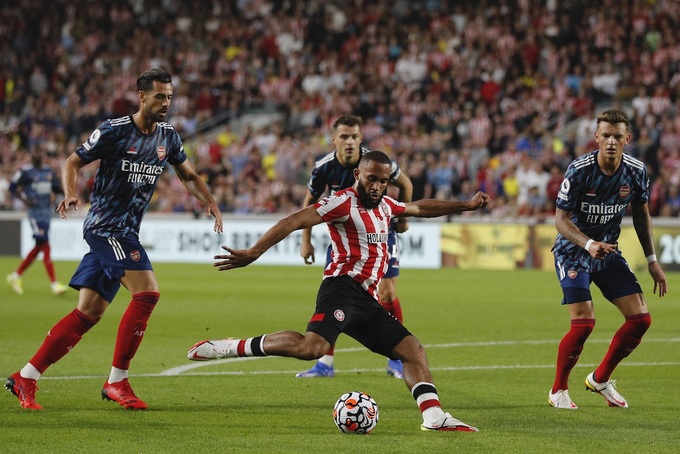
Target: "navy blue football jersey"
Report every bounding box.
[76,116,186,238]
[10,164,61,224]
[307,147,402,199]
[553,150,649,272]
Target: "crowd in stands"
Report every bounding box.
[1,0,680,221]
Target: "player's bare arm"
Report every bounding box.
[630,202,667,297]
[216,205,323,271]
[299,189,319,264]
[173,161,223,233]
[555,207,617,260]
[56,153,86,219]
[401,191,490,218]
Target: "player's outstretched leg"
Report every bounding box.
[187,338,241,360]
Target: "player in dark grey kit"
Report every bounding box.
[5,68,223,411]
[548,109,667,410]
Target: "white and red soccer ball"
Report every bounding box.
[332,391,379,434]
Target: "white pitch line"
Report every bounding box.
[32,337,680,381]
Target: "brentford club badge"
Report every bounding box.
[568,270,578,279]
[130,250,141,261]
[334,309,345,321]
[619,185,630,198]
[157,146,166,160]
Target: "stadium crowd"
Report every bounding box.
[1,0,680,219]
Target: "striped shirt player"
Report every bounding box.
[548,109,666,411]
[308,146,404,276]
[188,151,490,432]
[316,186,405,300]
[298,114,413,379]
[5,68,222,412]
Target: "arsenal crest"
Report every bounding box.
[568,270,578,279]
[130,250,141,261]
[157,146,166,160]
[619,185,630,198]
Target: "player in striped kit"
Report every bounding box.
[548,109,667,410]
[188,151,490,432]
[6,148,69,296]
[297,114,413,379]
[5,68,223,411]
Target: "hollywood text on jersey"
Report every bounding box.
[121,159,165,184]
[365,232,388,243]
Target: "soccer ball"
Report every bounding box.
[332,391,379,434]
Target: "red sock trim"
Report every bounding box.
[133,292,160,307]
[419,399,441,412]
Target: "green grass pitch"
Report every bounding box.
[1,257,678,453]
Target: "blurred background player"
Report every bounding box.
[549,109,667,409]
[6,148,68,296]
[297,114,413,379]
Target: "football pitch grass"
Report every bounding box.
[1,256,678,453]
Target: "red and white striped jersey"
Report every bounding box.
[315,187,406,300]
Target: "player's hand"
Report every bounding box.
[469,191,491,210]
[214,245,257,271]
[300,242,315,265]
[56,195,80,219]
[648,261,667,297]
[206,202,223,233]
[394,218,409,233]
[586,241,617,260]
